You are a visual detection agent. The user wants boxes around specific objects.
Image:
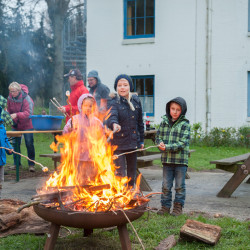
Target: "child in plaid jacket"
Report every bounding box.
[156,97,190,216]
[0,95,13,127]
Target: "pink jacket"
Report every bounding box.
[7,84,34,131]
[63,94,103,161]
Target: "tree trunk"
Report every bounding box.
[45,0,70,102]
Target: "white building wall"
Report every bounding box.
[87,0,250,129]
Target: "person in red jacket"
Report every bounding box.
[58,69,89,123]
[7,82,36,172]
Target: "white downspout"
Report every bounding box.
[205,0,212,133]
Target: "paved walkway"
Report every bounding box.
[1,166,250,221]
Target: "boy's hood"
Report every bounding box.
[77,93,96,112]
[166,97,187,120]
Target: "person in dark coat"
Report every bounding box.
[7,82,36,172]
[106,74,144,188]
[87,70,110,112]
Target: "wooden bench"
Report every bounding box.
[39,153,61,170]
[210,153,250,198]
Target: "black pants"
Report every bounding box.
[114,149,137,187]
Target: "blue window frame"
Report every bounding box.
[131,75,154,116]
[248,72,250,117]
[124,0,155,39]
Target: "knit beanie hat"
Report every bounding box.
[87,70,98,79]
[114,74,133,91]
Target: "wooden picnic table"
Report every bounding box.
[210,153,250,197]
[6,130,63,182]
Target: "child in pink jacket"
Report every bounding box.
[63,93,103,185]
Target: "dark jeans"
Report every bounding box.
[114,150,137,187]
[12,130,35,167]
[161,164,187,208]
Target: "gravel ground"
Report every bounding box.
[1,165,250,221]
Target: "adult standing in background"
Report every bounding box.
[7,82,35,172]
[58,68,89,123]
[87,70,110,112]
[106,74,144,188]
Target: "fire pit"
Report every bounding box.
[32,111,151,249]
[33,201,147,249]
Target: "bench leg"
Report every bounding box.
[53,159,57,171]
[246,177,250,184]
[136,169,152,192]
[217,157,250,198]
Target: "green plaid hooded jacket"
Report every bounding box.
[156,96,191,166]
[0,95,13,127]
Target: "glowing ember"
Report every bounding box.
[38,113,143,212]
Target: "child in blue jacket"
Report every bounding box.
[0,106,13,194]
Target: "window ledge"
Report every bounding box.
[122,37,155,45]
[247,32,250,37]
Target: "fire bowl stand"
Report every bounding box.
[44,223,132,250]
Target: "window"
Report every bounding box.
[124,0,155,39]
[131,75,154,116]
[248,72,250,117]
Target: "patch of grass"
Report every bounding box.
[1,213,249,249]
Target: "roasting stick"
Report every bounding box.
[50,99,67,117]
[120,209,145,250]
[53,97,70,117]
[53,97,63,108]
[112,145,159,159]
[0,147,48,172]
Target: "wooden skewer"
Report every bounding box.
[112,145,159,159]
[53,97,63,108]
[0,147,48,172]
[50,99,60,108]
[50,99,66,117]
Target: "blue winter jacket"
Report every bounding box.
[0,107,13,166]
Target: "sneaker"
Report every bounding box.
[171,202,183,216]
[29,166,35,172]
[9,164,22,170]
[157,206,170,215]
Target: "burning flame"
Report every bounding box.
[39,112,144,212]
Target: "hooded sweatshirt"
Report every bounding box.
[156,97,191,166]
[7,84,34,130]
[63,93,103,161]
[0,106,13,166]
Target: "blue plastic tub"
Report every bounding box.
[30,115,64,130]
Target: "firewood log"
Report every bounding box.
[180,219,221,245]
